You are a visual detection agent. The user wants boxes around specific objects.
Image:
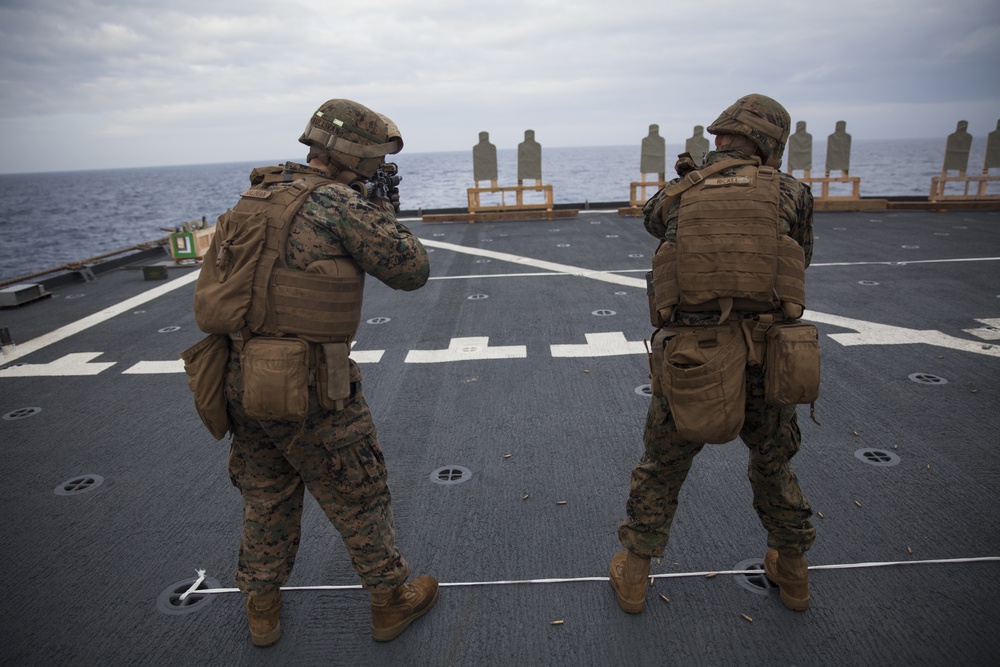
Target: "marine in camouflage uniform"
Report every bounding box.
[611,94,817,614]
[219,100,437,646]
[226,160,427,596]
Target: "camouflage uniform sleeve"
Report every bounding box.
[779,174,814,268]
[303,184,430,291]
[642,176,684,240]
[642,187,669,238]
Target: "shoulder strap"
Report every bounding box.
[655,158,757,221]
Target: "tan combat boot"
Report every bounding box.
[246,589,281,647]
[609,550,651,613]
[764,549,810,611]
[371,575,439,642]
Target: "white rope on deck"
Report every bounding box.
[179,556,1000,599]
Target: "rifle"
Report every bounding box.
[351,163,402,210]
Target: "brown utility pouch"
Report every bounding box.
[180,334,231,440]
[240,337,310,421]
[661,324,747,444]
[316,342,351,411]
[764,322,820,406]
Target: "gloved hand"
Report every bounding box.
[384,185,401,214]
[376,194,399,215]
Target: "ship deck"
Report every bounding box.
[1,207,999,666]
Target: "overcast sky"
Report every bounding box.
[1,0,998,174]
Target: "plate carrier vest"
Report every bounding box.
[194,166,365,345]
[649,157,806,325]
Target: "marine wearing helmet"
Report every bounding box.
[706,93,791,168]
[299,98,404,179]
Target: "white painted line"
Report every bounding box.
[963,318,1000,340]
[184,556,1000,596]
[810,257,1000,267]
[122,360,186,374]
[0,352,115,377]
[350,350,385,363]
[0,269,201,365]
[420,239,646,288]
[349,341,385,363]
[803,311,1000,358]
[421,240,1000,359]
[404,336,527,363]
[550,332,647,358]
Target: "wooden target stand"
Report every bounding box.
[930,169,1000,202]
[423,179,577,223]
[789,169,887,210]
[619,173,667,216]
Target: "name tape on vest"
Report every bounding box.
[241,188,273,199]
[704,176,752,187]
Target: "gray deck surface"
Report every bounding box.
[1,208,999,666]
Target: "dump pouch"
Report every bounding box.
[180,334,232,440]
[316,342,351,411]
[240,337,310,420]
[661,324,747,444]
[194,209,268,334]
[764,322,820,406]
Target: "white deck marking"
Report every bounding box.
[0,352,115,377]
[2,248,999,377]
[0,269,201,365]
[550,332,647,357]
[420,239,646,288]
[803,311,1000,357]
[963,318,1000,340]
[809,256,1000,267]
[423,254,1000,282]
[404,336,527,363]
[349,350,385,363]
[122,360,185,374]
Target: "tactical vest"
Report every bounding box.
[194,166,365,344]
[649,158,806,325]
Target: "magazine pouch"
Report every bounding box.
[648,328,678,398]
[765,322,820,406]
[180,334,231,440]
[662,323,747,444]
[241,337,310,421]
[316,342,351,411]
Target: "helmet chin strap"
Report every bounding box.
[307,146,365,190]
[716,134,761,159]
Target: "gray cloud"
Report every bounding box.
[0,0,997,173]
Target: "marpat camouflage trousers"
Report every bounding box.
[225,357,410,596]
[618,365,816,557]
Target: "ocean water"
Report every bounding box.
[0,138,992,283]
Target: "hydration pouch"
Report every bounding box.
[661,324,747,444]
[180,334,231,440]
[240,337,310,421]
[194,208,268,334]
[764,323,820,406]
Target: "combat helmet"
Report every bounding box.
[299,99,403,178]
[707,94,791,168]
